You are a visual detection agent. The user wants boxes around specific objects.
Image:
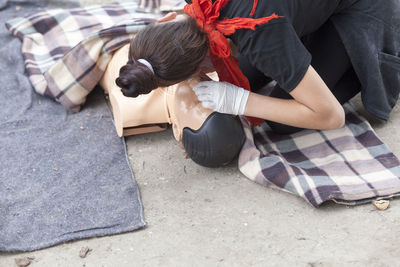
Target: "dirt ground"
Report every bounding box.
[1,1,400,266]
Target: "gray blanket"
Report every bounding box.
[0,0,146,252]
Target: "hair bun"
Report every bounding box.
[115,60,158,97]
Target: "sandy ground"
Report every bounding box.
[1,1,400,266]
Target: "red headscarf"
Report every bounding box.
[184,0,281,126]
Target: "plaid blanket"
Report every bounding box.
[6,1,163,111]
[239,104,400,206]
[6,1,400,207]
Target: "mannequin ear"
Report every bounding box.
[172,119,182,141]
[157,12,177,23]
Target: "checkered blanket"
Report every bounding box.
[6,1,400,207]
[6,1,164,111]
[239,104,400,206]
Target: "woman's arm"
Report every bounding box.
[245,65,345,130]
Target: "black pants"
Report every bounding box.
[238,20,361,134]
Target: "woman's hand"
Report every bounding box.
[157,12,177,23]
[193,81,249,115]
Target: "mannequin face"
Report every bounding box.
[170,76,213,141]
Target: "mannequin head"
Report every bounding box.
[170,77,245,167]
[101,44,244,167]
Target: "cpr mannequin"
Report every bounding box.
[99,44,245,167]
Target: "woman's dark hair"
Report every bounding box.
[116,16,209,97]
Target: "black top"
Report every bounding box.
[185,0,400,121]
[186,0,358,92]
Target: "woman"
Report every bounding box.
[116,0,400,134]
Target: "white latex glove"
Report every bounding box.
[193,81,249,115]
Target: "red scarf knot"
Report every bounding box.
[185,0,282,126]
